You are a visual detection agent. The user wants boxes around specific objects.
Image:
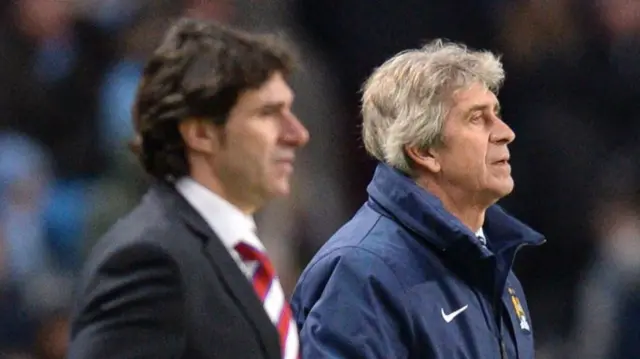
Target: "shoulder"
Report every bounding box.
[292,244,409,328]
[304,203,430,283]
[291,223,416,358]
[295,207,414,298]
[80,191,195,281]
[71,196,190,317]
[304,245,403,285]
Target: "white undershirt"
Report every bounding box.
[175,177,264,277]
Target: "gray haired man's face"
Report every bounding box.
[428,82,515,204]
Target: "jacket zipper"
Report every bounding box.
[493,290,506,359]
[494,242,528,359]
[490,237,545,359]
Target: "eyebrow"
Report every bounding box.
[466,103,501,115]
[259,101,287,112]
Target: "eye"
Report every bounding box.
[470,112,484,124]
[258,103,288,118]
[259,107,278,117]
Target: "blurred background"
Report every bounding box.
[0,0,638,358]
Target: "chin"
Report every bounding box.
[486,177,514,200]
[268,179,292,198]
[496,179,514,197]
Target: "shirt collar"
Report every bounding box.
[175,177,263,252]
[476,228,487,246]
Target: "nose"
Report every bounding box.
[281,112,309,147]
[490,117,515,145]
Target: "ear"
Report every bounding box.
[178,118,220,155]
[404,144,441,173]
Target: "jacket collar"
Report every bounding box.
[366,163,545,254]
[145,179,215,242]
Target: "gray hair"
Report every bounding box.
[361,39,505,174]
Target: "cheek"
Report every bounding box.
[224,122,282,177]
[468,143,489,169]
[237,142,269,174]
[238,133,276,173]
[454,144,486,171]
[228,125,271,154]
[444,143,488,184]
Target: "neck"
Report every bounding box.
[416,177,487,232]
[189,168,258,215]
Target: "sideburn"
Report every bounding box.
[213,124,227,147]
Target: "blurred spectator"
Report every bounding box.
[99,2,180,161]
[0,132,74,355]
[0,0,113,179]
[183,0,236,22]
[73,0,146,31]
[610,279,640,359]
[572,155,640,359]
[0,133,54,282]
[32,309,69,359]
[0,0,119,266]
[0,228,35,354]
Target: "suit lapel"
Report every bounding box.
[152,183,281,359]
[201,234,282,359]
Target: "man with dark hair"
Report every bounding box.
[68,18,308,359]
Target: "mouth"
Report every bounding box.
[494,159,510,165]
[276,157,295,165]
[275,158,295,172]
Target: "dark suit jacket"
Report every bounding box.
[67,182,282,359]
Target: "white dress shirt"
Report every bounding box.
[175,177,265,277]
[476,228,487,247]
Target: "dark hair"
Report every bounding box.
[131,18,297,181]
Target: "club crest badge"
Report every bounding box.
[508,287,530,332]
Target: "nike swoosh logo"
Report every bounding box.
[441,305,469,323]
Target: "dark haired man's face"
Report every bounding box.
[208,71,309,212]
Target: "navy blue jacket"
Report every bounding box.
[291,164,545,359]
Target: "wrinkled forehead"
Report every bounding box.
[448,82,499,113]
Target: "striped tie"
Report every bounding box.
[235,242,300,359]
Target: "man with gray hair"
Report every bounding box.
[291,40,545,358]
